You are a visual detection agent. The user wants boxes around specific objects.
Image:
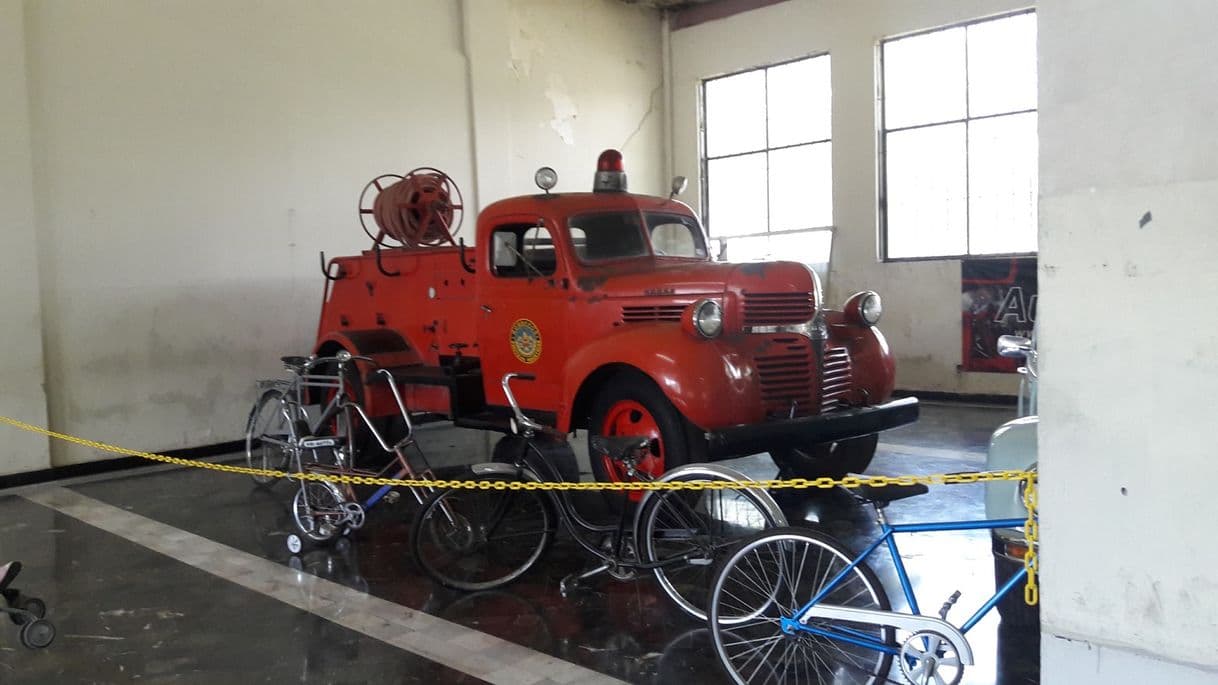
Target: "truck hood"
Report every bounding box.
[573,260,820,302]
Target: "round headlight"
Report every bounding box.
[692,299,723,338]
[861,292,882,325]
[534,166,558,192]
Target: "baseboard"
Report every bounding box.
[0,440,244,490]
[893,389,1017,406]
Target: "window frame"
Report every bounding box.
[699,52,835,259]
[877,8,1038,263]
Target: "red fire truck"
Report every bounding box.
[314,150,917,485]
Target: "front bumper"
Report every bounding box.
[704,397,919,459]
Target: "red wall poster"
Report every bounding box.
[961,257,1038,373]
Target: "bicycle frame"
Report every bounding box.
[783,514,1029,661]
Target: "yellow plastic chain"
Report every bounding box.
[1022,472,1039,607]
[0,412,1037,492]
[2,411,1041,607]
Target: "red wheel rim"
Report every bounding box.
[599,399,665,501]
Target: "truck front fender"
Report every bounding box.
[560,326,763,432]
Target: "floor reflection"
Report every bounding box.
[0,401,1040,684]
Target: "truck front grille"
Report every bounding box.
[821,346,853,411]
[756,335,815,418]
[755,337,855,418]
[621,304,685,323]
[743,292,816,327]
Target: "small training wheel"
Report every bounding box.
[899,630,963,685]
[341,502,366,531]
[20,618,55,649]
[286,534,303,555]
[20,597,46,620]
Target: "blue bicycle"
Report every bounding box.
[707,482,1033,685]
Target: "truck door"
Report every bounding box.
[477,218,568,419]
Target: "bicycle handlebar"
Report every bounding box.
[500,372,562,439]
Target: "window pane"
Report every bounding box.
[707,153,768,237]
[968,13,1037,117]
[768,143,832,231]
[767,55,831,147]
[724,234,770,261]
[705,70,767,157]
[968,113,1038,255]
[770,230,833,288]
[885,123,967,258]
[883,27,966,129]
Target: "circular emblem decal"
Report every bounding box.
[510,319,543,364]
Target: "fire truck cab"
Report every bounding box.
[315,150,918,484]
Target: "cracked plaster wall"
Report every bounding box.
[5,0,662,469]
[21,0,473,465]
[464,0,665,207]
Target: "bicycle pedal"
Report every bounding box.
[559,574,582,597]
[383,491,401,505]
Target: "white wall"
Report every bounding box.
[4,0,662,470]
[668,0,1028,394]
[1038,0,1218,681]
[0,0,50,475]
[464,0,666,204]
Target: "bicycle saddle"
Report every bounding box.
[280,355,310,371]
[590,436,650,462]
[851,483,929,507]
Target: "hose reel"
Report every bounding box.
[358,168,464,248]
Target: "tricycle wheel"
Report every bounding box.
[20,618,54,649]
[19,597,45,621]
[770,433,878,480]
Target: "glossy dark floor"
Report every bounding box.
[0,402,1039,684]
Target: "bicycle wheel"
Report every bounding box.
[709,528,893,685]
[412,475,553,591]
[638,473,782,620]
[245,387,296,486]
[291,479,348,543]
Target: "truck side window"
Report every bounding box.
[491,223,557,278]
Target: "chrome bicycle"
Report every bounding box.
[245,352,442,553]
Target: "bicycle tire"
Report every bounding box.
[291,479,349,543]
[638,473,782,621]
[708,527,894,685]
[411,474,554,592]
[245,387,297,486]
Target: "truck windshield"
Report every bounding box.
[569,211,708,262]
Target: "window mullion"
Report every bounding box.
[763,66,772,238]
[963,24,972,256]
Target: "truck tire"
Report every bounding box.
[769,433,879,480]
[588,372,699,501]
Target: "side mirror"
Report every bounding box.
[997,335,1033,359]
[669,176,688,200]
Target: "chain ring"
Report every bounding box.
[899,631,963,685]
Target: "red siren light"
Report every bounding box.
[593,149,627,192]
[597,149,624,172]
